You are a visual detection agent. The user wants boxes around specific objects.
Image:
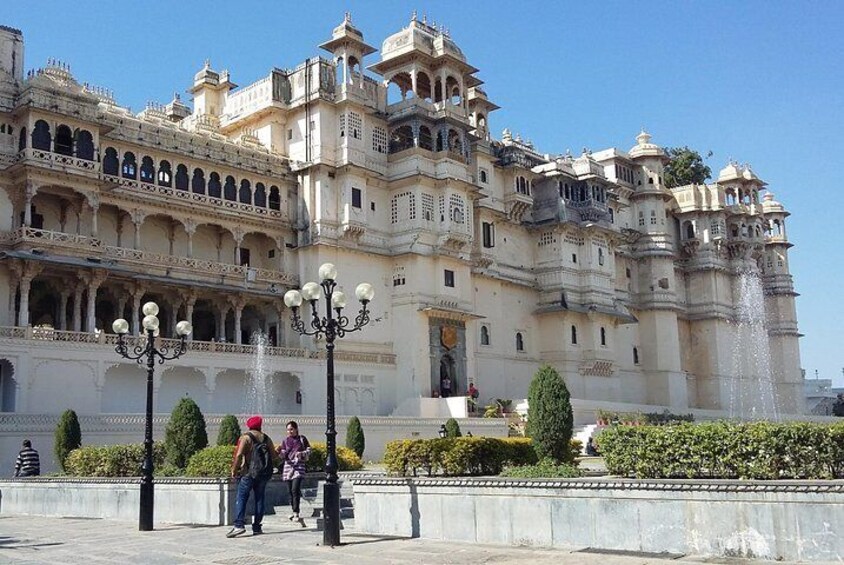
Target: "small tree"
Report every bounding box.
[54,409,82,472]
[444,418,462,438]
[164,397,208,470]
[217,414,241,446]
[526,365,573,462]
[664,146,713,188]
[345,416,365,458]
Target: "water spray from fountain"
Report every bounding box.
[729,270,780,421]
[244,331,270,415]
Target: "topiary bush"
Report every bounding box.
[164,398,208,470]
[600,420,844,479]
[526,365,574,463]
[54,409,82,472]
[346,416,365,458]
[64,443,165,477]
[306,442,364,472]
[216,415,241,446]
[186,445,236,477]
[444,418,462,438]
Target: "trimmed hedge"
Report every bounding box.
[65,443,166,477]
[186,445,235,477]
[384,437,582,477]
[600,421,844,480]
[306,442,364,472]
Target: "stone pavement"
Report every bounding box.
[0,515,826,565]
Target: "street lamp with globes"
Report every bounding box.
[283,263,374,547]
[112,301,192,532]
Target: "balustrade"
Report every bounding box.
[17,147,98,172]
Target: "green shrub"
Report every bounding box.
[186,445,236,477]
[526,365,574,463]
[54,409,82,472]
[65,443,165,477]
[500,458,582,478]
[216,415,241,446]
[164,398,208,470]
[600,421,844,479]
[383,437,579,477]
[444,418,462,438]
[306,442,364,472]
[346,416,365,458]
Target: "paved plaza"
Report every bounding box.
[0,515,826,565]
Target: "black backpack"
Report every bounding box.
[246,432,273,479]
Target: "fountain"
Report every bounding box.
[244,331,270,415]
[728,270,780,420]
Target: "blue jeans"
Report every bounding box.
[233,475,270,531]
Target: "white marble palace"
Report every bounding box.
[0,14,803,422]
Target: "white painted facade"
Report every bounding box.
[0,14,804,425]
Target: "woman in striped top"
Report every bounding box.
[14,439,40,477]
[278,421,310,526]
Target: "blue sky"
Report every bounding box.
[4,1,843,386]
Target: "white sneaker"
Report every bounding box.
[226,526,246,538]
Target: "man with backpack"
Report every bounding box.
[227,415,280,538]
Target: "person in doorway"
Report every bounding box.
[440,376,452,398]
[14,439,40,477]
[467,382,479,413]
[227,415,280,538]
[279,420,311,528]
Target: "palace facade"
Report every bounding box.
[0,14,804,422]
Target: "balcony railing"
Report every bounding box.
[0,326,396,365]
[0,227,297,286]
[17,148,98,172]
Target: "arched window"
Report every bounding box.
[480,325,490,346]
[157,160,172,186]
[254,183,266,207]
[121,152,137,179]
[54,125,73,156]
[515,332,524,352]
[192,168,206,194]
[600,327,606,346]
[139,156,154,183]
[75,130,94,160]
[239,179,252,204]
[208,172,221,198]
[479,169,487,183]
[175,165,189,190]
[571,325,577,345]
[633,347,639,365]
[685,221,695,240]
[608,208,614,223]
[389,125,413,153]
[418,125,433,151]
[269,185,280,210]
[18,126,26,151]
[103,147,119,175]
[598,248,604,266]
[31,120,51,151]
[224,176,237,201]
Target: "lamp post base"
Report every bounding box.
[322,481,341,546]
[139,480,154,531]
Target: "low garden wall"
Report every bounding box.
[352,477,844,562]
[0,475,318,525]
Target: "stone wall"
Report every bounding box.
[353,477,844,562]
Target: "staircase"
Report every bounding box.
[302,478,356,530]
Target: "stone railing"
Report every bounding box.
[102,174,287,221]
[17,147,98,172]
[0,326,396,365]
[0,227,297,286]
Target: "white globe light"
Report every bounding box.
[284,289,303,308]
[142,315,160,331]
[331,291,347,309]
[318,262,338,281]
[355,282,375,303]
[142,301,159,316]
[175,320,193,337]
[112,318,129,335]
[301,282,321,301]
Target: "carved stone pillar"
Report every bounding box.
[231,295,246,345]
[216,303,229,341]
[58,290,70,330]
[80,269,107,332]
[184,219,196,258]
[88,194,100,238]
[233,228,244,265]
[72,283,84,332]
[131,210,145,249]
[17,274,32,326]
[116,295,127,325]
[116,211,124,248]
[180,290,197,342]
[411,67,418,97]
[23,181,36,228]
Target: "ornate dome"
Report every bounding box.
[717,161,743,183]
[628,130,667,161]
[761,191,785,213]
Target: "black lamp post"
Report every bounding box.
[438,424,448,438]
[284,263,374,547]
[112,302,192,532]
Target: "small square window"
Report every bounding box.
[352,188,362,209]
[287,129,293,140]
[572,253,577,263]
[268,249,275,259]
[370,201,376,211]
[444,269,455,288]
